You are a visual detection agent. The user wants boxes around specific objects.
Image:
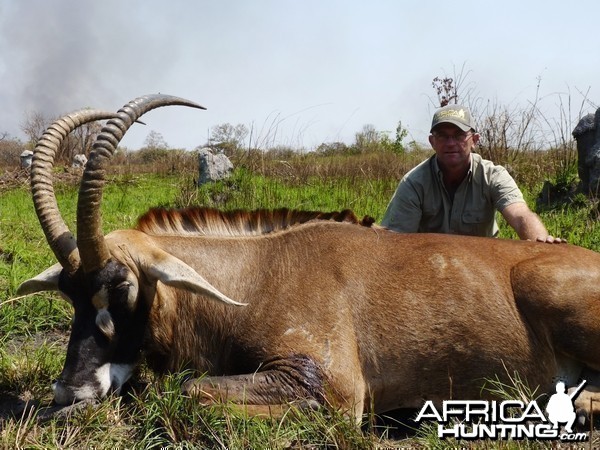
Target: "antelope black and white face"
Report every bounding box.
[16,94,237,405]
[53,259,147,404]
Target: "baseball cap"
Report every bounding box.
[430,104,476,133]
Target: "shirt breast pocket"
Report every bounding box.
[462,210,489,224]
[422,208,438,219]
[461,209,494,236]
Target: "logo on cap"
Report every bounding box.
[436,108,466,121]
[431,105,475,132]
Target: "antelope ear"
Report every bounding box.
[143,248,246,307]
[17,263,63,295]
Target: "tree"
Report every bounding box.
[21,111,48,147]
[354,124,380,153]
[381,121,408,155]
[432,76,457,107]
[20,110,104,163]
[431,62,476,107]
[72,121,103,159]
[209,123,249,155]
[0,136,26,167]
[136,130,171,164]
[143,130,169,150]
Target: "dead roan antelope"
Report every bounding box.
[17,94,600,423]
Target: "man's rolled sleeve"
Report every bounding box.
[490,165,525,212]
[381,178,422,232]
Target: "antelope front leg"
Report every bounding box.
[181,355,329,416]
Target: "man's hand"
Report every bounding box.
[502,203,565,243]
[536,236,567,244]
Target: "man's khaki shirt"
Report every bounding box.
[381,153,525,237]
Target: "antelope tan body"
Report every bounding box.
[105,218,600,417]
[18,94,600,423]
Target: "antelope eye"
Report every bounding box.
[113,279,138,310]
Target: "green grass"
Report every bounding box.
[497,187,600,248]
[1,158,600,448]
[175,168,398,221]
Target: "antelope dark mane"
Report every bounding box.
[136,207,374,237]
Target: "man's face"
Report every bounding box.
[429,123,480,170]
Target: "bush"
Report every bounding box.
[0,138,26,169]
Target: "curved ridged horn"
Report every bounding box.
[31,110,120,274]
[76,94,206,273]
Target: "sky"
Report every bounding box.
[0,0,598,152]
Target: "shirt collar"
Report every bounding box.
[432,153,475,182]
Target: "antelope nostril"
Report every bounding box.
[53,380,99,405]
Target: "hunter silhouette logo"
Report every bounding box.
[415,380,589,442]
[546,380,586,433]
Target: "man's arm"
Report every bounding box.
[501,202,565,243]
